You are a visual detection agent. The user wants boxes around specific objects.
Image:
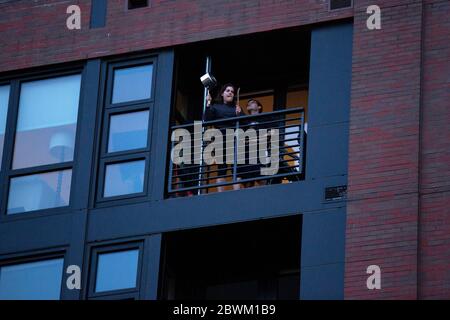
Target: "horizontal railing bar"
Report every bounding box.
[237,118,303,129]
[174,126,303,145]
[170,107,304,129]
[171,163,302,186]
[171,148,302,177]
[169,172,303,193]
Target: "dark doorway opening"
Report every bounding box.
[160,215,301,300]
[168,28,311,196]
[171,27,311,125]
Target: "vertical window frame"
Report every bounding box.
[0,67,85,220]
[0,82,12,172]
[94,56,157,206]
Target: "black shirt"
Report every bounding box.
[205,103,241,121]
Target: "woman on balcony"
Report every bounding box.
[204,83,242,192]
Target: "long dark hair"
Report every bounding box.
[214,83,237,105]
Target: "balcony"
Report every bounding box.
[168,107,306,197]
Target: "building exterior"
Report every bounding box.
[0,0,448,300]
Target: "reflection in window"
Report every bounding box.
[95,249,139,293]
[7,170,72,214]
[112,64,153,104]
[12,74,81,169]
[103,160,145,198]
[0,258,64,300]
[0,85,9,168]
[108,110,149,153]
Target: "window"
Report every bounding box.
[95,249,139,292]
[97,58,155,203]
[128,0,149,10]
[0,258,64,300]
[0,85,10,168]
[103,160,145,197]
[7,170,72,214]
[111,64,153,104]
[3,73,81,215]
[329,0,352,10]
[107,110,149,153]
[88,242,143,299]
[13,75,80,169]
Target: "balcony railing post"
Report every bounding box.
[299,114,305,174]
[198,56,212,195]
[168,138,175,193]
[233,120,239,183]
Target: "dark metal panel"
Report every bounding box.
[300,262,345,300]
[90,0,107,29]
[307,22,353,127]
[140,234,162,300]
[301,208,346,267]
[149,50,175,201]
[86,176,347,242]
[298,21,353,301]
[72,59,101,210]
[61,210,88,300]
[305,122,349,179]
[0,213,76,254]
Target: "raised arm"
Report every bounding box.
[204,92,216,121]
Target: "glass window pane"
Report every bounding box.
[95,249,139,293]
[108,110,149,153]
[13,74,81,169]
[0,85,10,169]
[0,258,64,300]
[112,64,153,104]
[7,169,72,215]
[104,160,145,198]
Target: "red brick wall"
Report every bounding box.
[0,0,352,73]
[419,0,450,299]
[346,0,450,300]
[345,0,423,299]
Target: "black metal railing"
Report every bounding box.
[167,107,305,196]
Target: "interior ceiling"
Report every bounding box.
[177,26,311,95]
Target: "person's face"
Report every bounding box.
[221,86,235,103]
[247,101,260,115]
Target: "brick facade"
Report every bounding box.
[419,0,450,300]
[0,0,352,73]
[345,0,450,300]
[345,0,423,299]
[0,0,448,299]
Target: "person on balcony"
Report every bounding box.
[237,99,268,188]
[204,83,242,192]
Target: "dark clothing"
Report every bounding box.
[236,119,264,180]
[204,102,241,178]
[204,103,241,129]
